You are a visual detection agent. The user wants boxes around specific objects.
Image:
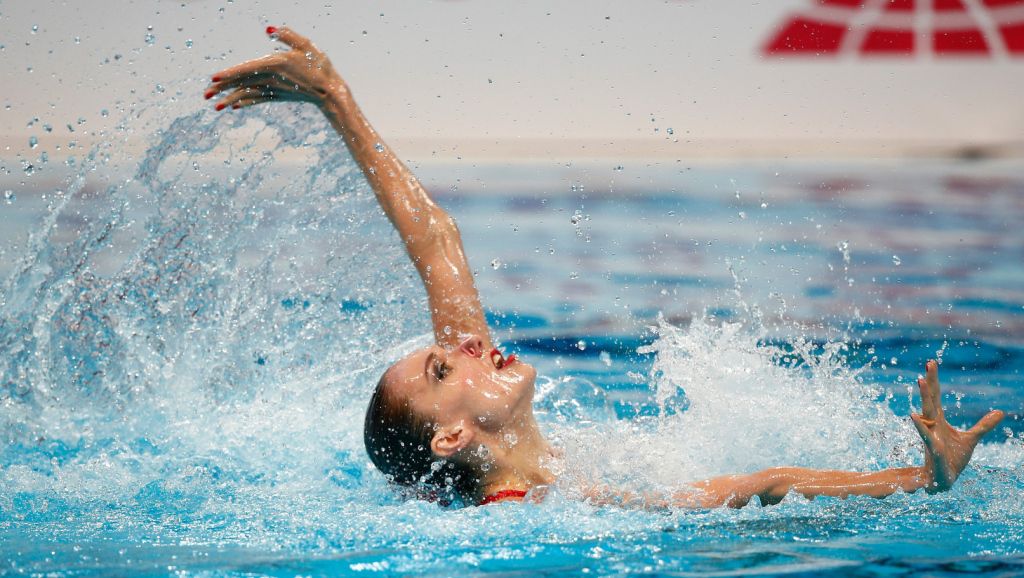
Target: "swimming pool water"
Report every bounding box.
[1,107,1023,576]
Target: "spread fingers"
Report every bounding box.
[230,95,275,110]
[910,413,938,451]
[968,410,1005,440]
[212,87,268,110]
[210,54,283,87]
[268,26,314,52]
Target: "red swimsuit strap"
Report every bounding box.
[478,489,529,506]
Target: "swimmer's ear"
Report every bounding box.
[430,423,474,458]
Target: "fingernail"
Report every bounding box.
[266,26,278,35]
[231,104,240,110]
[215,103,226,111]
[211,75,221,82]
[204,91,215,100]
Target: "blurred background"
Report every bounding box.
[2,0,1023,166]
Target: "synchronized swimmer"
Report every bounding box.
[205,27,1005,508]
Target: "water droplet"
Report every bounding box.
[892,255,901,266]
[738,211,746,220]
[443,325,452,335]
[599,351,611,366]
[374,142,384,153]
[570,211,582,225]
[613,165,623,172]
[890,357,898,366]
[576,340,587,351]
[666,127,674,135]
[74,36,80,44]
[100,109,109,118]
[490,258,502,270]
[3,190,14,204]
[28,136,38,149]
[760,202,768,209]
[43,123,52,132]
[569,271,579,279]
[31,25,38,34]
[144,25,156,46]
[185,39,193,48]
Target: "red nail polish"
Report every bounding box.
[215,103,226,111]
[211,75,221,82]
[204,91,214,100]
[231,104,240,110]
[266,26,277,35]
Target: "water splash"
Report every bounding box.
[554,313,1019,497]
[0,105,431,547]
[1,104,1023,575]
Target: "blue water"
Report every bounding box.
[2,106,1023,576]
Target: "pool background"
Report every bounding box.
[1,106,1023,576]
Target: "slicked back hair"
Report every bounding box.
[363,372,480,506]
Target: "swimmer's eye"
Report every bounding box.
[433,359,452,381]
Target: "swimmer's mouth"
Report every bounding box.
[490,348,517,370]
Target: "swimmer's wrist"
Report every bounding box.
[318,81,356,124]
[319,79,353,107]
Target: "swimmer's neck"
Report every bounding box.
[475,411,557,499]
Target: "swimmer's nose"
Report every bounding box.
[458,335,484,358]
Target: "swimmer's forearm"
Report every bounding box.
[766,466,930,501]
[683,466,931,508]
[320,85,449,247]
[317,85,491,345]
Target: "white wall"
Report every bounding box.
[2,0,1022,160]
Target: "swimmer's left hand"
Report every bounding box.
[910,360,1005,492]
[205,26,347,111]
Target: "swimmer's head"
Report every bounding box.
[363,335,537,503]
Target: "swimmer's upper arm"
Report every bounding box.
[407,207,491,348]
[580,473,783,510]
[319,90,490,348]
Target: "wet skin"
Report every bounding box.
[383,335,538,436]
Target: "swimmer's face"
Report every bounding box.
[382,335,537,433]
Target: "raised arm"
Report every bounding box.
[208,27,489,349]
[584,360,1004,509]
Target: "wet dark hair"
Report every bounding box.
[363,371,480,506]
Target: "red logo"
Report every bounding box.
[763,0,1024,57]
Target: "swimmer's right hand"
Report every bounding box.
[205,27,347,111]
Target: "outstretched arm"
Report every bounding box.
[584,360,1004,509]
[208,27,489,349]
[683,360,1004,508]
